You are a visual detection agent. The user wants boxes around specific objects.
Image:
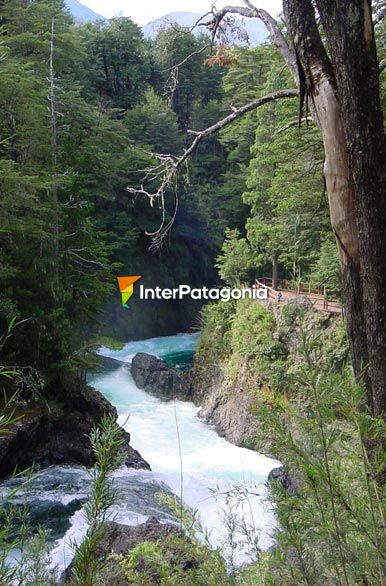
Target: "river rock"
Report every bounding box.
[268,466,302,495]
[0,372,149,479]
[131,352,191,399]
[62,518,183,584]
[188,352,260,447]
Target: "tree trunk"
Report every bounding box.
[272,252,278,290]
[49,17,59,266]
[283,0,386,421]
[316,0,386,420]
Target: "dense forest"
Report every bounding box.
[0,0,386,585]
[0,0,340,371]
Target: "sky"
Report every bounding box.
[79,0,283,26]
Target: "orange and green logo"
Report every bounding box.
[117,276,142,308]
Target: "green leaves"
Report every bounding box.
[215,228,255,285]
[70,414,124,586]
[81,17,152,110]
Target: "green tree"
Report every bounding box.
[215,228,254,285]
[81,17,152,111]
[243,61,328,284]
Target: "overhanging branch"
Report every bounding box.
[184,88,299,159]
[127,89,298,248]
[128,2,302,249]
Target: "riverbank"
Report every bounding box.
[0,370,149,480]
[187,297,345,454]
[91,334,279,562]
[0,332,279,580]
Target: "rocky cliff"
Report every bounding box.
[0,370,149,479]
[187,298,345,450]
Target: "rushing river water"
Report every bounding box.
[2,333,279,571]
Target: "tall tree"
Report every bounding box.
[155,1,386,423]
[282,0,386,422]
[81,17,152,111]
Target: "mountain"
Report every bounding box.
[142,11,268,46]
[65,0,104,23]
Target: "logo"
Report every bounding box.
[117,276,142,308]
[117,277,268,305]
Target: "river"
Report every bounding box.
[2,333,279,570]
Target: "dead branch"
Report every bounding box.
[127,89,298,247]
[128,3,302,249]
[67,250,108,268]
[199,2,298,82]
[163,42,212,103]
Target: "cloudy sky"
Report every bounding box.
[80,0,283,25]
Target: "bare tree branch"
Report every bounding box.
[127,89,298,247]
[199,3,299,83]
[128,3,301,248]
[184,88,298,150]
[67,250,108,268]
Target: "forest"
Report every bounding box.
[0,0,385,584]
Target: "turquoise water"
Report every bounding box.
[94,333,279,562]
[98,332,200,368]
[2,333,279,571]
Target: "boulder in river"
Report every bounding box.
[131,352,191,400]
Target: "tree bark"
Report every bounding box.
[315,0,386,421]
[207,1,386,420]
[283,0,386,421]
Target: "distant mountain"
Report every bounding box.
[142,11,268,46]
[65,0,104,23]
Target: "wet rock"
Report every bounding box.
[97,355,128,372]
[268,466,302,495]
[96,517,182,556]
[131,353,190,400]
[0,373,149,479]
[62,518,183,584]
[188,352,260,447]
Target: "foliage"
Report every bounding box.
[215,228,255,285]
[113,494,230,586]
[251,333,386,585]
[125,89,183,154]
[81,17,152,110]
[199,297,385,585]
[197,301,235,357]
[243,64,328,283]
[94,336,125,351]
[0,325,55,585]
[1,2,386,584]
[16,528,57,586]
[113,534,231,586]
[0,0,227,370]
[70,414,124,586]
[310,236,341,297]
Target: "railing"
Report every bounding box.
[257,277,323,296]
[255,277,342,314]
[256,278,279,300]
